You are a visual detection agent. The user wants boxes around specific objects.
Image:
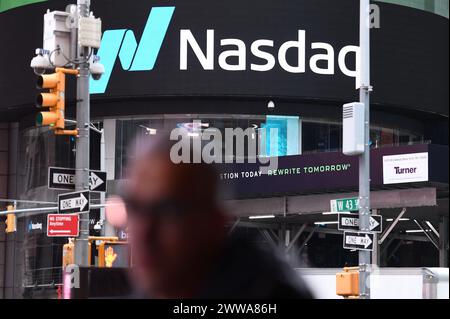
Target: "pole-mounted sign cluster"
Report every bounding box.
[330,197,383,254]
[340,0,373,299]
[30,4,104,136]
[31,0,105,267]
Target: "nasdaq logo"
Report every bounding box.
[90,7,175,94]
[92,5,361,94]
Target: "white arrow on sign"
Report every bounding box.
[345,233,373,249]
[60,192,88,211]
[49,229,71,234]
[49,168,106,192]
[89,172,104,190]
[369,217,380,231]
[341,216,380,231]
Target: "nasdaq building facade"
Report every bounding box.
[0,0,448,298]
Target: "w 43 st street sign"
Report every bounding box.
[48,167,107,192]
[338,213,383,233]
[330,197,359,212]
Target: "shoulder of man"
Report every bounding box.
[198,234,314,299]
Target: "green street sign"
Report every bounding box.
[330,197,359,212]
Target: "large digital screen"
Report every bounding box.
[0,0,448,119]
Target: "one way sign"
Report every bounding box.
[48,167,107,192]
[58,191,90,214]
[343,231,374,251]
[338,213,382,233]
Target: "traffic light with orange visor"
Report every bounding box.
[36,68,78,136]
[5,204,16,233]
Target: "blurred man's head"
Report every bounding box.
[123,135,229,298]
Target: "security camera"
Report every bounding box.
[30,54,52,75]
[90,60,104,81]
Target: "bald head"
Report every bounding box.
[125,135,221,212]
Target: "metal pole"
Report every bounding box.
[66,4,78,64]
[414,220,439,250]
[74,0,91,267]
[358,0,372,299]
[100,128,105,236]
[371,210,380,266]
[99,128,116,236]
[439,216,449,267]
[379,208,406,244]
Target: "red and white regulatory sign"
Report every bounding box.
[47,214,79,237]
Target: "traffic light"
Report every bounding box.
[36,72,62,128]
[62,237,119,269]
[336,266,359,298]
[36,67,78,136]
[5,205,16,233]
[98,241,130,268]
[62,239,92,269]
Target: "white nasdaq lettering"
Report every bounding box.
[179,29,360,86]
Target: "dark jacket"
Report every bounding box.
[196,234,314,299]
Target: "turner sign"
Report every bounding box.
[383,152,429,185]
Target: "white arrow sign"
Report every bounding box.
[60,192,88,211]
[345,233,373,249]
[338,214,382,232]
[341,216,380,231]
[369,217,380,231]
[49,229,71,234]
[49,167,107,192]
[89,171,105,190]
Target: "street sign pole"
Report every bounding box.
[74,0,91,267]
[358,0,372,299]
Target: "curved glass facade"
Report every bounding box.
[113,114,425,179]
[10,112,426,298]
